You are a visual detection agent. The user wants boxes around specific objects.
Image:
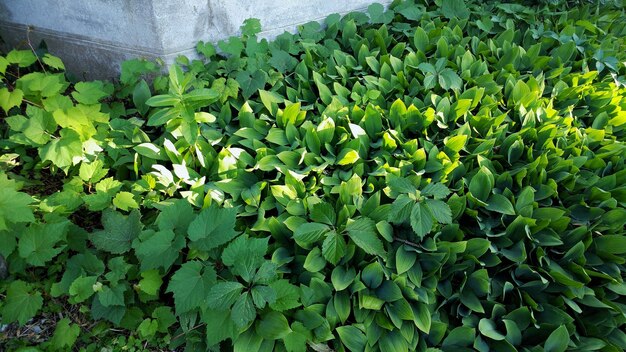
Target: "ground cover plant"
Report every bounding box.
[1,0,626,350]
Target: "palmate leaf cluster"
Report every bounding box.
[1,0,626,350]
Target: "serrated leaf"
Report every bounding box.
[424,199,452,224]
[18,221,68,266]
[1,281,43,325]
[345,218,386,256]
[321,231,346,265]
[231,292,256,328]
[269,279,301,311]
[410,203,434,238]
[294,222,330,246]
[187,204,239,251]
[90,210,142,254]
[421,183,450,199]
[166,261,216,313]
[134,229,184,271]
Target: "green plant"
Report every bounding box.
[1,0,626,351]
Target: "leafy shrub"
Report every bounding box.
[1,0,626,351]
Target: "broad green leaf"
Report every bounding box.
[410,203,434,238]
[336,148,360,166]
[187,204,239,251]
[322,231,346,265]
[138,270,162,296]
[294,222,330,246]
[49,318,80,349]
[425,199,452,224]
[1,281,43,325]
[486,194,516,215]
[69,276,98,303]
[0,87,24,113]
[134,229,184,271]
[545,325,570,352]
[441,0,470,19]
[257,311,291,340]
[90,210,142,254]
[469,167,494,202]
[331,266,356,291]
[166,261,216,313]
[421,183,450,199]
[396,246,417,275]
[72,81,111,105]
[113,191,139,211]
[39,129,83,170]
[337,325,367,352]
[478,318,506,340]
[18,221,68,266]
[221,236,269,282]
[231,292,256,328]
[207,281,244,309]
[269,280,301,311]
[345,218,386,256]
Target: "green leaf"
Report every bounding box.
[0,87,23,113]
[486,194,516,215]
[421,183,450,200]
[595,235,626,254]
[414,27,429,53]
[236,70,267,99]
[6,49,37,67]
[187,205,239,251]
[445,135,468,153]
[441,0,470,19]
[257,311,291,340]
[311,203,336,226]
[337,325,367,352]
[469,167,494,202]
[345,218,386,257]
[79,160,108,183]
[69,276,98,303]
[438,69,462,90]
[336,148,360,166]
[72,81,111,105]
[410,203,434,238]
[331,266,356,291]
[294,222,330,246]
[545,325,570,352]
[48,318,80,350]
[1,281,43,325]
[424,199,452,224]
[269,280,301,311]
[39,129,83,170]
[112,192,139,211]
[134,229,184,271]
[231,292,256,328]
[396,246,417,275]
[221,236,269,282]
[322,231,346,265]
[207,281,244,310]
[204,309,238,346]
[478,318,506,340]
[138,269,162,296]
[90,210,142,254]
[18,222,68,266]
[166,261,216,313]
[241,18,262,37]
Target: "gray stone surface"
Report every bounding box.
[0,0,391,79]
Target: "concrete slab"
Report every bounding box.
[0,0,392,79]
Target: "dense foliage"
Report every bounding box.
[1,0,626,350]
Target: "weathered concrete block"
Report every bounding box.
[0,0,391,79]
